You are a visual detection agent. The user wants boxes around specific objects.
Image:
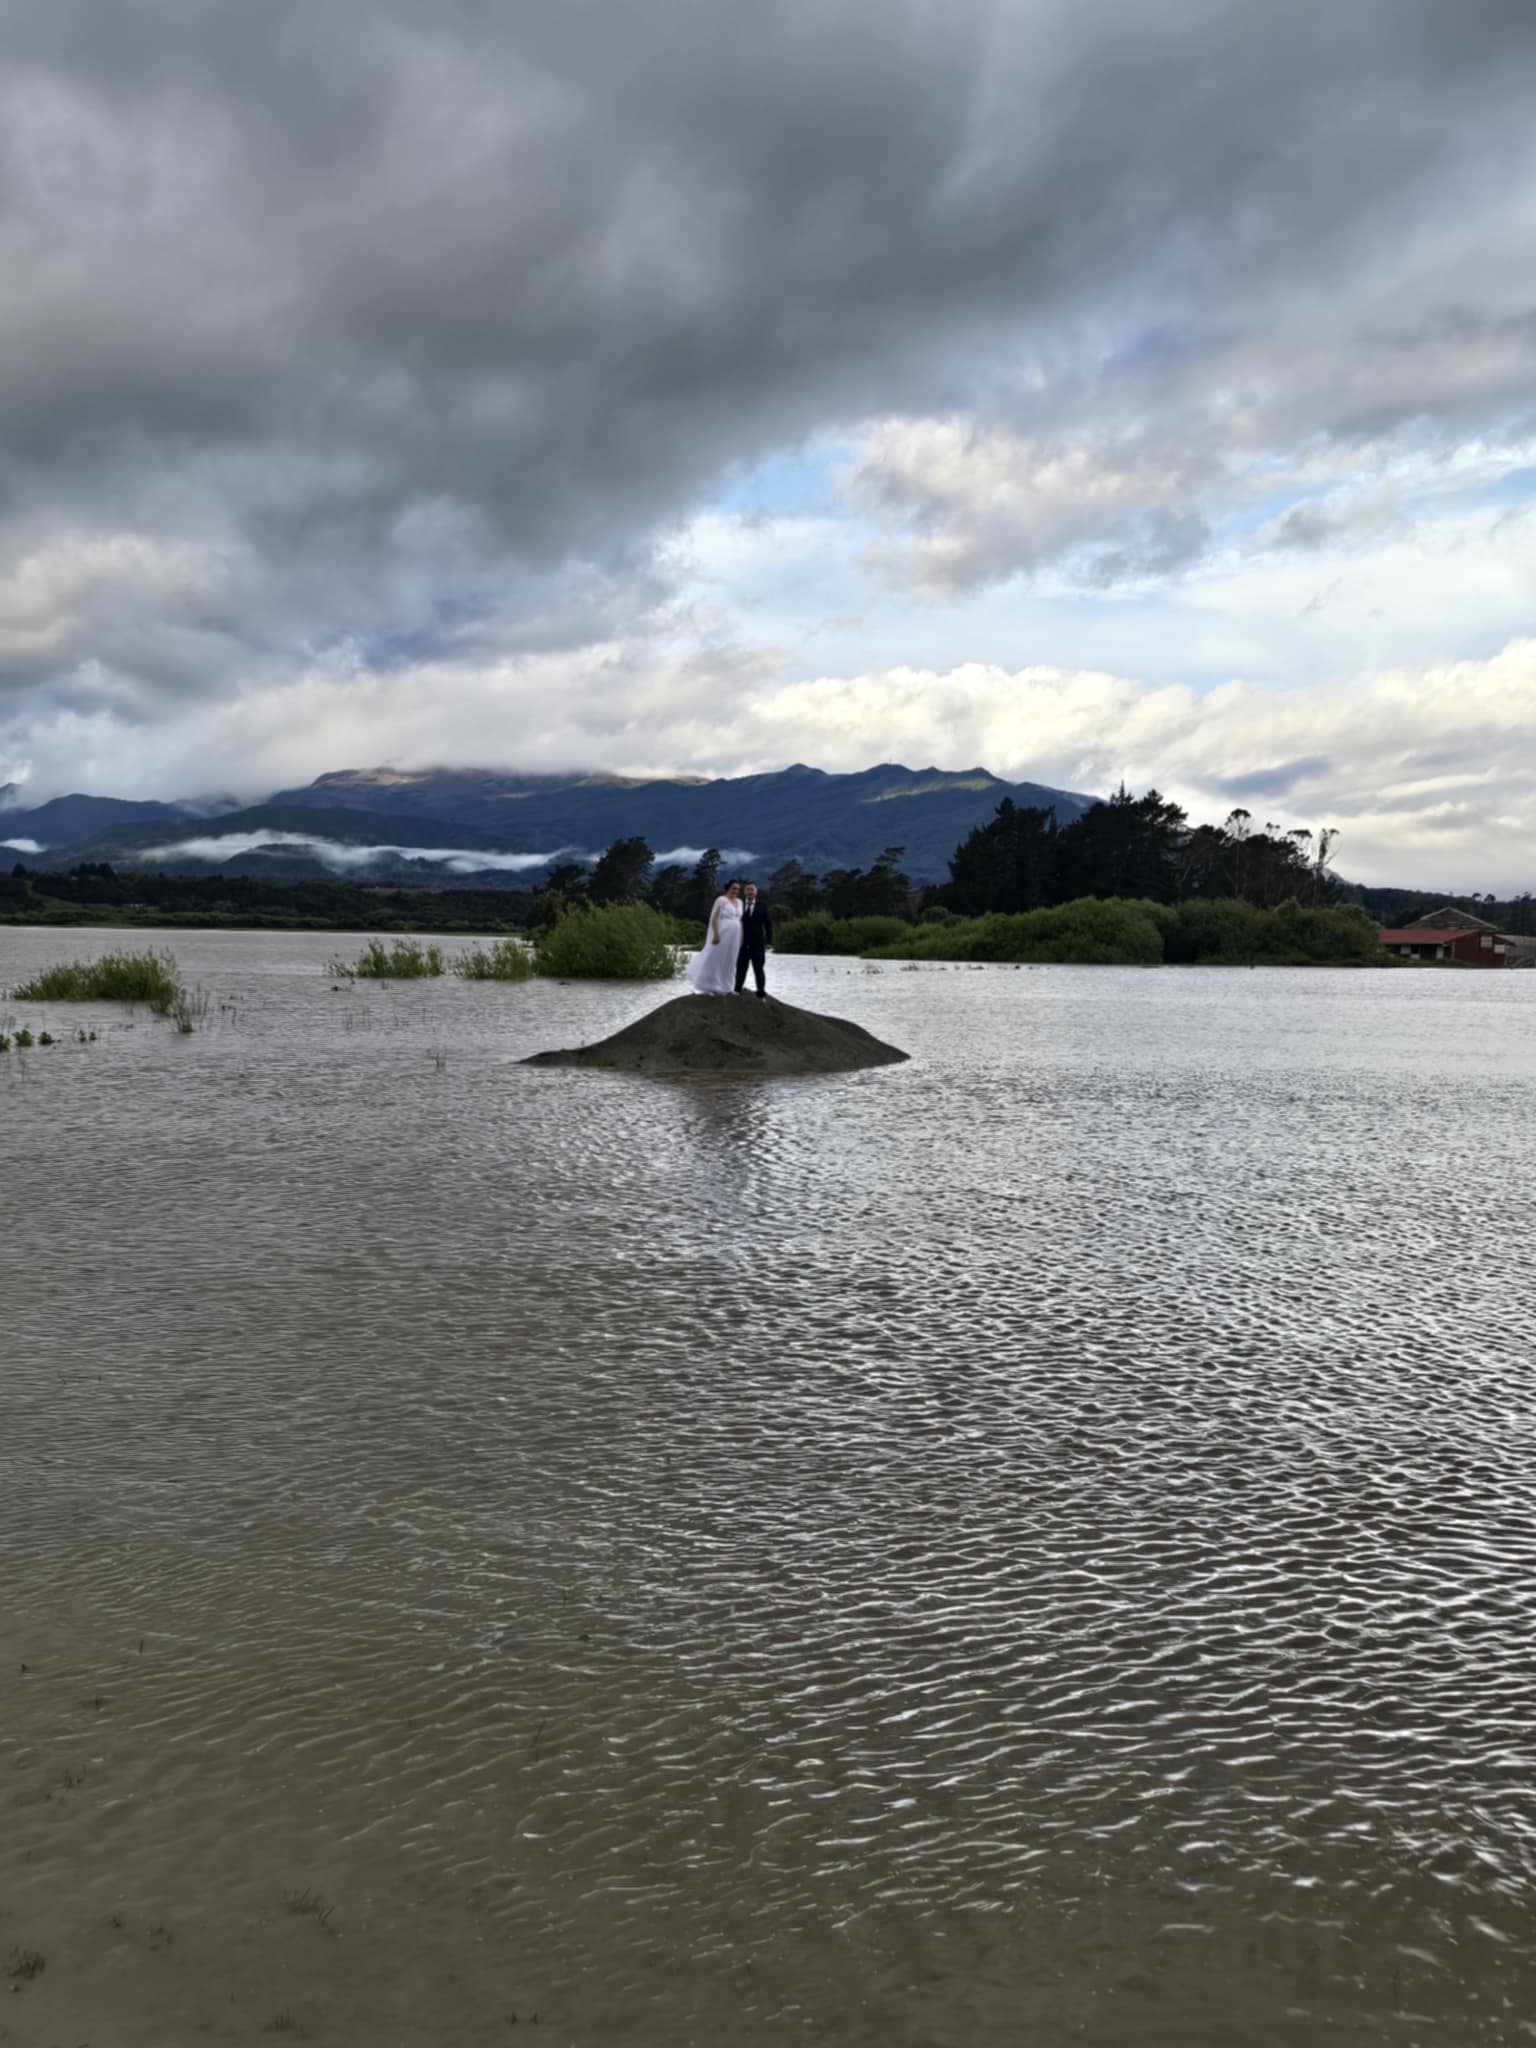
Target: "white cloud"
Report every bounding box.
[0,530,237,679]
[842,398,1536,599]
[651,847,757,868]
[845,415,1217,593]
[9,629,1533,890]
[138,831,576,874]
[741,642,1536,890]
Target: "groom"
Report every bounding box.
[734,880,774,997]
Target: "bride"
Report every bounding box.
[685,880,743,993]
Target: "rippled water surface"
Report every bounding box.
[3,930,1535,2046]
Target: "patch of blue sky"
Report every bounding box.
[711,436,849,521]
[1480,464,1536,505]
[748,566,1196,696]
[1219,483,1324,541]
[1198,447,1533,547]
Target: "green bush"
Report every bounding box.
[772,911,838,954]
[532,902,679,980]
[329,937,445,978]
[1160,898,1264,964]
[1154,897,1390,965]
[11,947,184,1014]
[866,895,1395,967]
[453,937,535,981]
[1251,899,1391,965]
[869,897,1168,964]
[775,914,912,955]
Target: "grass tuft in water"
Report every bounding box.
[452,937,535,981]
[283,1887,337,1933]
[11,947,185,1014]
[328,937,445,979]
[171,988,210,1034]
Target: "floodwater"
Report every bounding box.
[2,928,1535,2047]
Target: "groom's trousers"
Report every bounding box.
[735,942,767,996]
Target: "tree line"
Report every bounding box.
[537,786,1344,925]
[0,863,539,931]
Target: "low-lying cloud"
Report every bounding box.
[140,831,577,875]
[651,848,757,870]
[136,830,759,876]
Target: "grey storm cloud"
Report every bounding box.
[3,0,1536,745]
[1207,758,1335,803]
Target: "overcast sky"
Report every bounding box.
[2,0,1535,884]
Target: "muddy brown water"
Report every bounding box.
[2,929,1534,2046]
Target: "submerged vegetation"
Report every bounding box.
[10,947,186,1013]
[452,937,534,981]
[531,902,679,981]
[171,988,210,1033]
[329,937,445,978]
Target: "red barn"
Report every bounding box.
[1379,925,1510,966]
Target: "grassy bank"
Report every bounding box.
[0,870,534,934]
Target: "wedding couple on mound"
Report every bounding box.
[684,879,774,998]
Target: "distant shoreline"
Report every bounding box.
[0,909,519,936]
[0,908,1431,967]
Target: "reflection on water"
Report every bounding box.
[3,929,1535,2045]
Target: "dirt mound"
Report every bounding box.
[524,992,908,1075]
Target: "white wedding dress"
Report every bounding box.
[685,895,742,993]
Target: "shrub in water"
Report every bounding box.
[1251,899,1390,965]
[1159,897,1263,965]
[452,938,535,981]
[11,948,184,1015]
[867,895,1394,968]
[868,897,1167,965]
[329,937,446,979]
[775,913,911,955]
[532,902,679,981]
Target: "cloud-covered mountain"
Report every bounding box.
[20,763,1097,884]
[0,791,193,845]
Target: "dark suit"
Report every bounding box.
[734,896,774,994]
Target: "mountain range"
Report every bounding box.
[0,763,1098,886]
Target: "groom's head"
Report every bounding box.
[742,881,758,900]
